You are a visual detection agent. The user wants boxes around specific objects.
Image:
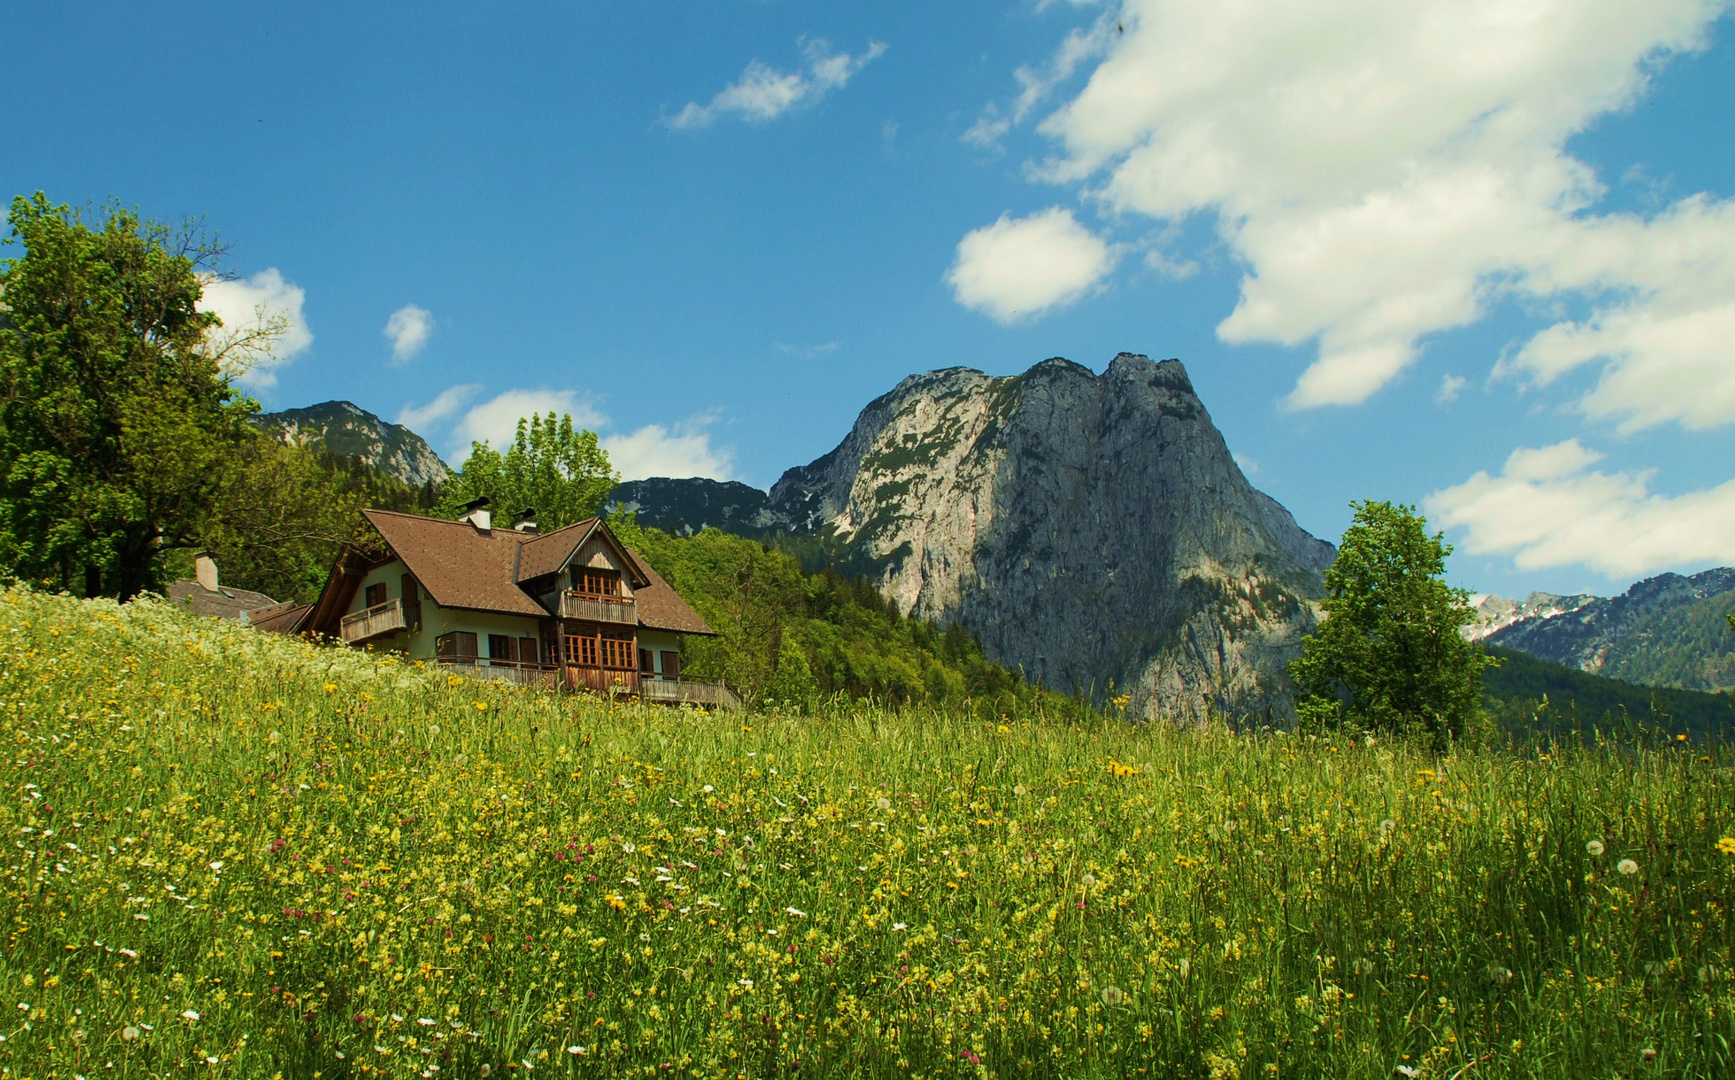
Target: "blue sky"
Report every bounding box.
[7,1,1735,601]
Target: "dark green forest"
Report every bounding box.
[1482,645,1735,742]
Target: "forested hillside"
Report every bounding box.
[1483,645,1735,741]
[609,515,1087,715]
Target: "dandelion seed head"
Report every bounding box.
[1586,840,1605,857]
[1618,858,1639,876]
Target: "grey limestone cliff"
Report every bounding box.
[254,401,450,489]
[767,353,1336,721]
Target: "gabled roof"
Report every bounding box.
[249,600,313,634]
[347,509,713,635]
[362,509,546,616]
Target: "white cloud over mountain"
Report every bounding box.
[974,0,1735,424]
[198,268,312,389]
[947,207,1117,323]
[405,386,733,481]
[384,304,434,363]
[669,38,886,129]
[1426,440,1735,576]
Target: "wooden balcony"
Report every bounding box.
[641,675,741,711]
[559,592,637,625]
[340,598,407,643]
[438,657,557,687]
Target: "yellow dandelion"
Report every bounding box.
[1716,837,1735,856]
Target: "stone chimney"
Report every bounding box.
[462,496,492,533]
[195,552,219,592]
[513,507,538,533]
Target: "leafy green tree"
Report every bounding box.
[0,194,264,600]
[438,412,616,530]
[187,436,434,603]
[1289,500,1495,742]
[764,631,820,712]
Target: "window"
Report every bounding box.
[565,629,634,669]
[435,632,477,659]
[660,651,681,679]
[401,574,421,628]
[601,631,634,669]
[488,635,515,664]
[566,633,598,667]
[365,582,387,608]
[571,568,621,597]
[638,648,654,674]
[520,638,539,666]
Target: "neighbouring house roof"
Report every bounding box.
[248,600,314,634]
[167,580,280,621]
[306,509,714,637]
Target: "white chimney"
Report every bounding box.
[195,552,219,592]
[462,497,492,533]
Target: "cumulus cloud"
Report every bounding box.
[198,269,312,388]
[965,14,1115,150]
[419,388,735,478]
[602,415,734,481]
[447,389,606,463]
[396,384,481,433]
[995,0,1735,422]
[669,38,886,129]
[1425,440,1735,576]
[384,304,434,363]
[947,207,1118,323]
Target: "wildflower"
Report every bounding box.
[567,1046,586,1056]
[607,895,627,911]
[1100,985,1126,1006]
[1378,819,1396,834]
[1486,965,1513,985]
[208,861,223,872]
[962,1049,981,1065]
[181,1010,200,1021]
[1618,858,1639,876]
[1586,840,1605,856]
[1014,784,1028,797]
[1081,874,1097,889]
[702,785,714,793]
[1351,958,1376,976]
[1717,837,1735,855]
[622,841,635,853]
[786,906,806,917]
[428,724,440,735]
[892,922,908,931]
[738,979,754,989]
[1396,1067,1421,1079]
[1641,1048,1658,1061]
[417,1017,436,1026]
[121,1026,140,1041]
[266,730,281,744]
[876,797,892,811]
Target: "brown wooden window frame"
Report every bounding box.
[435,631,477,659]
[364,582,387,608]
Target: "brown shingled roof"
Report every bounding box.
[351,510,712,635]
[362,509,546,616]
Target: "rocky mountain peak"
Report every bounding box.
[253,401,450,490]
[766,352,1335,720]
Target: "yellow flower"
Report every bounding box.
[474,702,488,711]
[1106,758,1139,779]
[1717,837,1735,856]
[607,895,628,912]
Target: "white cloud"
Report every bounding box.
[947,207,1118,323]
[1002,0,1735,422]
[602,416,735,481]
[396,384,481,432]
[448,389,606,464]
[669,38,886,129]
[199,269,312,389]
[776,341,840,359]
[1435,373,1468,404]
[1426,439,1735,576]
[434,389,733,479]
[384,304,434,363]
[966,14,1115,150]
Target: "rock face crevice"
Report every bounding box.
[767,353,1335,721]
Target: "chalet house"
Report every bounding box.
[168,553,312,633]
[302,503,736,708]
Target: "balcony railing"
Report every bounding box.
[340,598,407,643]
[641,675,741,711]
[559,591,637,625]
[564,665,639,695]
[438,657,558,687]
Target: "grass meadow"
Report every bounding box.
[2,586,1733,1079]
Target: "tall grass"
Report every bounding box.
[2,586,1732,1078]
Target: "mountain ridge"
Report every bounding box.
[253,401,450,490]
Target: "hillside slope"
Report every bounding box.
[1483,646,1735,741]
[1473,568,1735,692]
